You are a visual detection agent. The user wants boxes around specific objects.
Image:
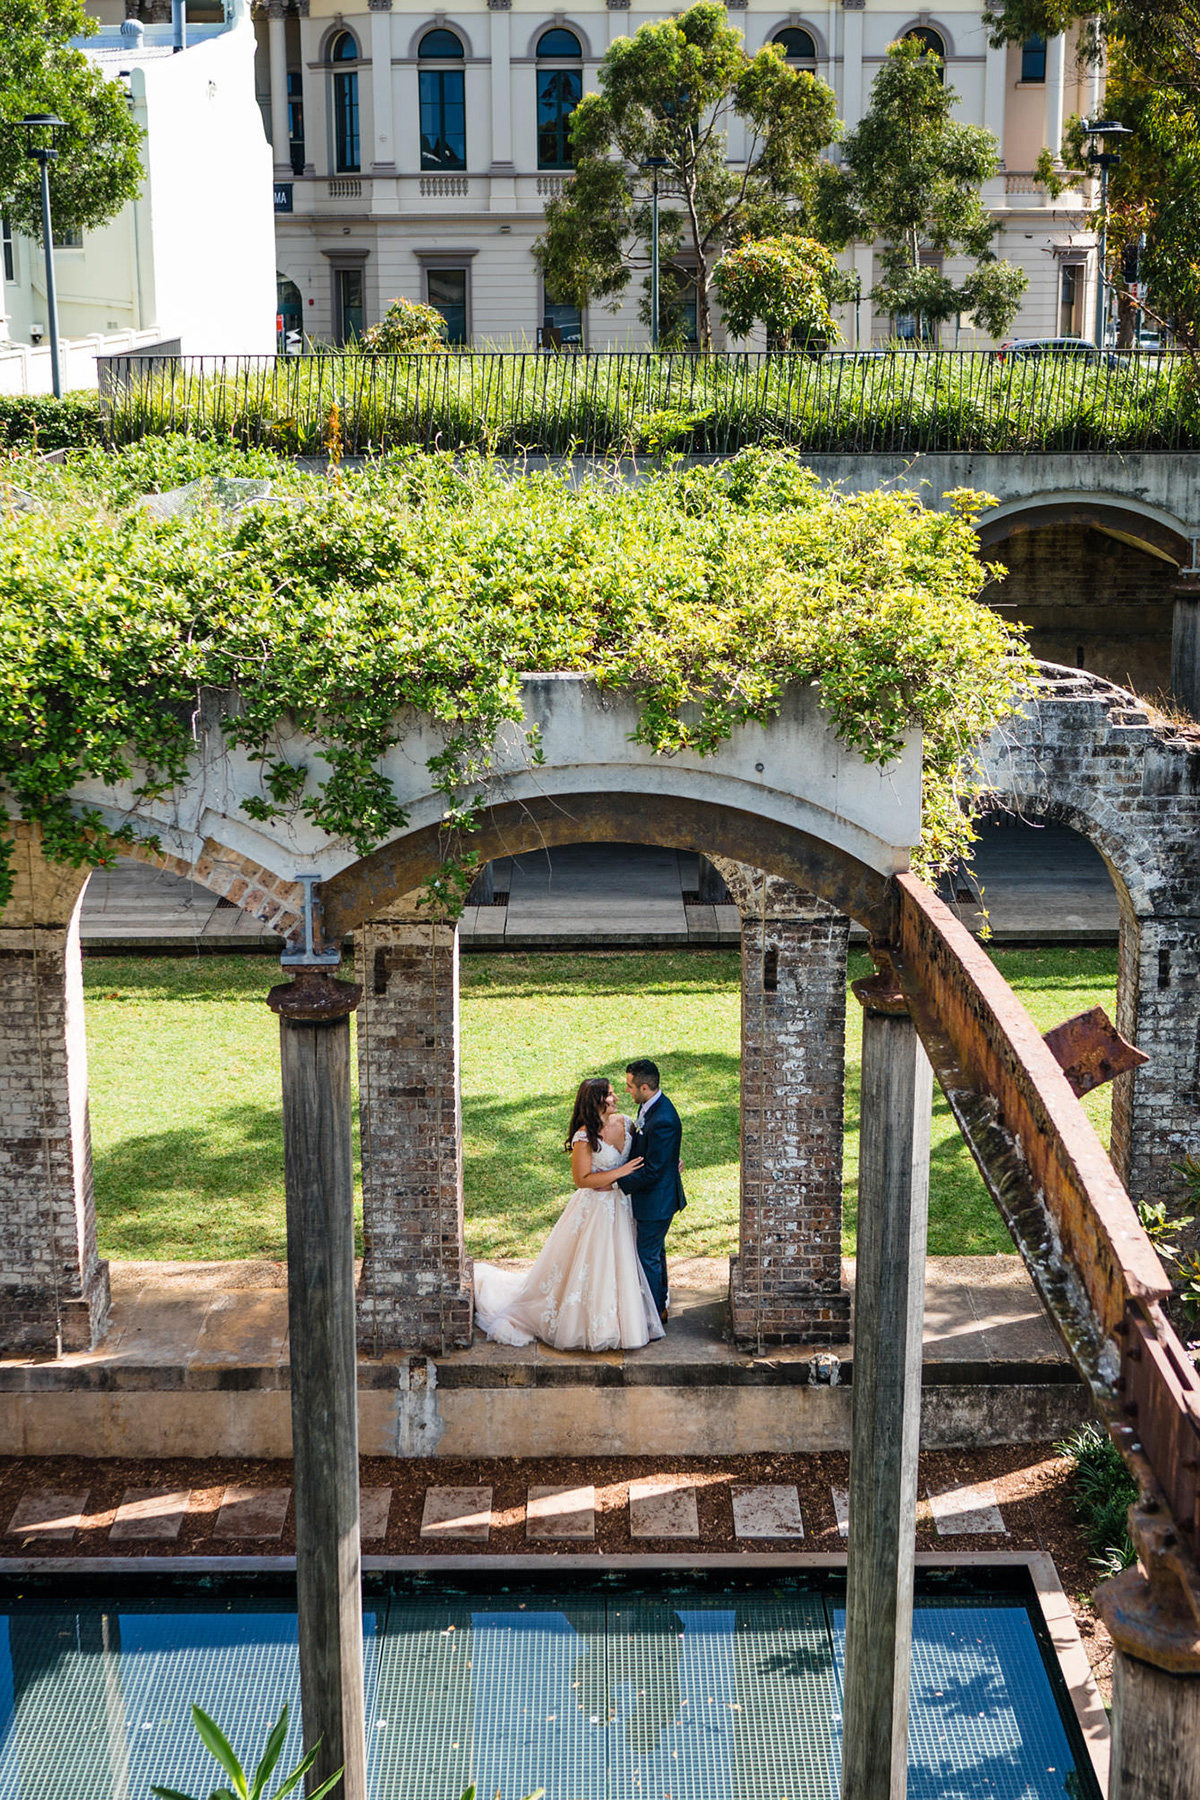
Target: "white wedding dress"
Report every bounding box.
[473,1123,666,1352]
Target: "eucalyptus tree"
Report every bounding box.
[0,0,143,243]
[818,37,1027,343]
[533,0,839,350]
[988,0,1200,344]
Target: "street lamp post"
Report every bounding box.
[20,115,65,400]
[1083,118,1132,349]
[641,156,667,350]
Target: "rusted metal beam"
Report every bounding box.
[1043,1005,1149,1098]
[890,873,1200,1664]
[892,872,1168,1383]
[320,792,899,943]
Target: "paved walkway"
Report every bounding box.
[0,1254,1066,1380]
[79,820,1118,951]
[2,1470,1010,1545]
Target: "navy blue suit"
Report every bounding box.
[621,1093,686,1315]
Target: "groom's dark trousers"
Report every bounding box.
[622,1093,686,1315]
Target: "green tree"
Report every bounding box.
[818,38,1028,343]
[983,0,1200,343]
[357,296,447,353]
[712,234,840,345]
[0,0,143,243]
[533,1,839,350]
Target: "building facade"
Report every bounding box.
[244,0,1104,349]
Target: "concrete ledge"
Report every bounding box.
[0,1373,1092,1459]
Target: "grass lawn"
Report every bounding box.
[83,946,1118,1264]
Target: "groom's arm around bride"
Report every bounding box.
[621,1059,686,1321]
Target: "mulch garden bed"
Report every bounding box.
[0,1443,1112,1697]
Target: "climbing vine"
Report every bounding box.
[0,441,1031,911]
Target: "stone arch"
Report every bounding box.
[352,823,859,1354]
[321,791,898,944]
[982,666,1200,1202]
[762,19,827,61]
[404,16,477,60]
[115,838,304,941]
[524,17,593,58]
[977,495,1192,702]
[895,18,957,57]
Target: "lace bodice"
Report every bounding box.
[572,1123,632,1172]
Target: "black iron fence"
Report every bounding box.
[96,348,1200,457]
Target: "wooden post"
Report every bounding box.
[1097,1538,1200,1800]
[1111,1650,1200,1799]
[841,968,932,1800]
[269,965,366,1800]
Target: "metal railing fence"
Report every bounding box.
[96,348,1200,457]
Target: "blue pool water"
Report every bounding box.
[0,1577,1097,1800]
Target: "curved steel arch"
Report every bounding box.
[978,495,1192,567]
[319,790,899,941]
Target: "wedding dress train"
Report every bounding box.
[473,1126,666,1351]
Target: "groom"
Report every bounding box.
[622,1059,686,1324]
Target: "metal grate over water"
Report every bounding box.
[0,1586,1095,1800]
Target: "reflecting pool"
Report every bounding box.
[0,1574,1097,1800]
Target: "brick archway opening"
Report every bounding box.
[337,792,893,1354]
[978,501,1191,701]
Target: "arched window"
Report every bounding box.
[537,27,582,57]
[419,28,466,170]
[419,28,464,57]
[904,25,946,76]
[330,30,360,172]
[537,27,582,168]
[772,27,817,65]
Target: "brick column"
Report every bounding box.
[714,862,852,1347]
[0,825,110,1353]
[1112,907,1200,1205]
[354,906,473,1352]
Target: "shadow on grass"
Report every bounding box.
[93,1103,362,1261]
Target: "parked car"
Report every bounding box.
[996,337,1101,363]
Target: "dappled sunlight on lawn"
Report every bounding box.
[82,947,1117,1266]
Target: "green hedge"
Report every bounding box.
[0,391,102,450]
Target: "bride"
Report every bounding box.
[473,1077,666,1352]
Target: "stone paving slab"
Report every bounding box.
[214,1485,291,1540]
[190,1290,289,1368]
[831,1487,850,1539]
[420,1486,493,1541]
[628,1477,700,1538]
[526,1485,595,1540]
[928,1481,1007,1536]
[110,1487,192,1541]
[6,1490,90,1542]
[731,1484,805,1539]
[359,1487,392,1542]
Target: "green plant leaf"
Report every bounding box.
[304,1771,347,1800]
[248,1706,290,1800]
[190,1706,249,1799]
[149,1787,196,1799]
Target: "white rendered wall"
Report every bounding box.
[133,9,275,354]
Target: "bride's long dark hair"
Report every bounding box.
[565,1076,613,1153]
